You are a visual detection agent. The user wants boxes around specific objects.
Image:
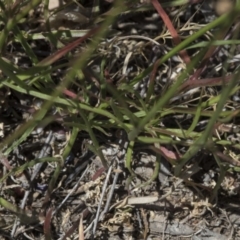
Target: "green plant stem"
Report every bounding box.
[0,0,42,52]
[174,68,240,176]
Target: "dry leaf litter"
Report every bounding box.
[0,0,240,239]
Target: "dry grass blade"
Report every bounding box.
[78,214,84,240]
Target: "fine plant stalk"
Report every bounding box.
[44,126,79,206]
[128,9,240,88]
[0,0,43,52]
[175,68,240,175]
[0,197,40,225]
[210,152,228,202]
[0,157,59,183]
[128,44,208,141]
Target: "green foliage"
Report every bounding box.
[1,0,240,223]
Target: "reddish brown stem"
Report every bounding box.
[151,0,191,64]
[180,74,234,92]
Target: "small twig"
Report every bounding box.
[140,208,149,240]
[31,131,54,181]
[92,164,113,235]
[52,165,90,216]
[115,35,160,46]
[11,131,54,237]
[100,163,120,220]
[179,74,234,92]
[61,208,90,240]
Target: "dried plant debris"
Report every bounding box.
[1,0,240,239]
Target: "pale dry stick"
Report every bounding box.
[100,132,129,219]
[181,1,204,31]
[169,88,200,103]
[58,209,90,240]
[115,35,160,46]
[31,131,54,181]
[78,214,84,240]
[87,132,129,235]
[122,52,133,76]
[219,209,234,240]
[162,219,166,240]
[64,160,89,186]
[23,232,35,239]
[83,220,95,236]
[136,209,143,229]
[23,30,89,40]
[92,164,113,235]
[52,165,90,217]
[11,131,54,237]
[99,131,128,220]
[99,163,120,221]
